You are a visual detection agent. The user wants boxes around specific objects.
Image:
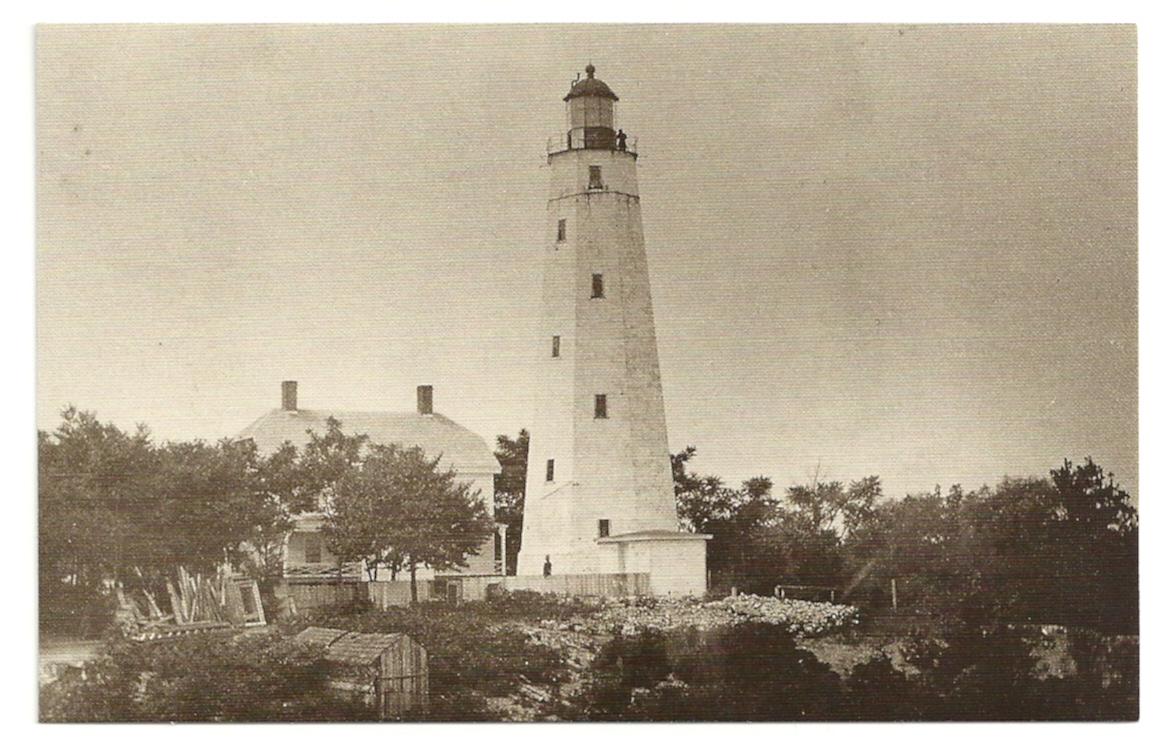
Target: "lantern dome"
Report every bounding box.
[563,64,619,102]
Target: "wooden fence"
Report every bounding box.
[278,579,368,614]
[502,573,650,597]
[367,580,433,609]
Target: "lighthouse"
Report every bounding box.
[516,66,709,596]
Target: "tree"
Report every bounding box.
[493,429,529,574]
[39,408,295,634]
[324,440,494,602]
[784,474,881,542]
[669,448,782,592]
[968,458,1138,632]
[39,409,159,634]
[296,418,370,513]
[38,415,268,578]
[1048,458,1138,632]
[671,446,747,533]
[149,437,286,575]
[842,484,970,611]
[245,442,308,579]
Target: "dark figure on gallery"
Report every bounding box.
[543,555,552,577]
[617,129,627,150]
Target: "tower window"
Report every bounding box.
[557,219,566,242]
[588,165,603,190]
[551,335,561,358]
[546,459,555,483]
[595,394,608,419]
[591,274,604,298]
[598,519,611,538]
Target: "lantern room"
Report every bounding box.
[564,64,619,150]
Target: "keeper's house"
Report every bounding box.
[238,382,504,582]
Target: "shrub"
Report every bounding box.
[566,622,842,721]
[300,598,572,719]
[40,631,374,722]
[838,654,923,720]
[898,622,1139,721]
[478,588,598,622]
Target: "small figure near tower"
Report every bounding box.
[516,66,710,596]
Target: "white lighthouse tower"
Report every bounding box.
[517,66,709,596]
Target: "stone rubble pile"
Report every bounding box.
[538,593,858,638]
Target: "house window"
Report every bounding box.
[591,273,604,298]
[551,335,561,357]
[589,165,603,189]
[546,459,555,483]
[598,519,611,538]
[557,219,566,242]
[595,394,608,419]
[304,533,322,563]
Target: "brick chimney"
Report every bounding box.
[417,385,433,415]
[282,380,298,411]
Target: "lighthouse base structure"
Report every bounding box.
[514,529,711,598]
[595,530,711,597]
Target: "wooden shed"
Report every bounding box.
[295,626,428,719]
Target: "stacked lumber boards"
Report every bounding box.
[116,567,266,640]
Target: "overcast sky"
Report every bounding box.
[36,24,1136,499]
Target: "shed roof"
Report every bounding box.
[295,627,415,666]
[238,409,500,474]
[294,626,347,649]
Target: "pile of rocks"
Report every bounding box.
[703,594,860,636]
[538,593,858,638]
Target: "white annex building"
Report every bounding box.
[516,66,710,596]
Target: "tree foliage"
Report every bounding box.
[784,475,881,541]
[320,427,494,601]
[672,447,747,534]
[670,447,881,593]
[966,459,1138,632]
[841,457,1138,632]
[39,408,295,635]
[668,447,1135,633]
[493,429,529,575]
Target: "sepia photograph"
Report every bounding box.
[35,21,1137,722]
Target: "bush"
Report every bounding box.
[1062,629,1139,720]
[300,597,574,719]
[566,622,842,721]
[40,631,374,722]
[478,588,598,622]
[897,622,1139,720]
[838,653,923,720]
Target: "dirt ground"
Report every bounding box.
[38,638,104,685]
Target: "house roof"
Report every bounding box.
[237,409,500,474]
